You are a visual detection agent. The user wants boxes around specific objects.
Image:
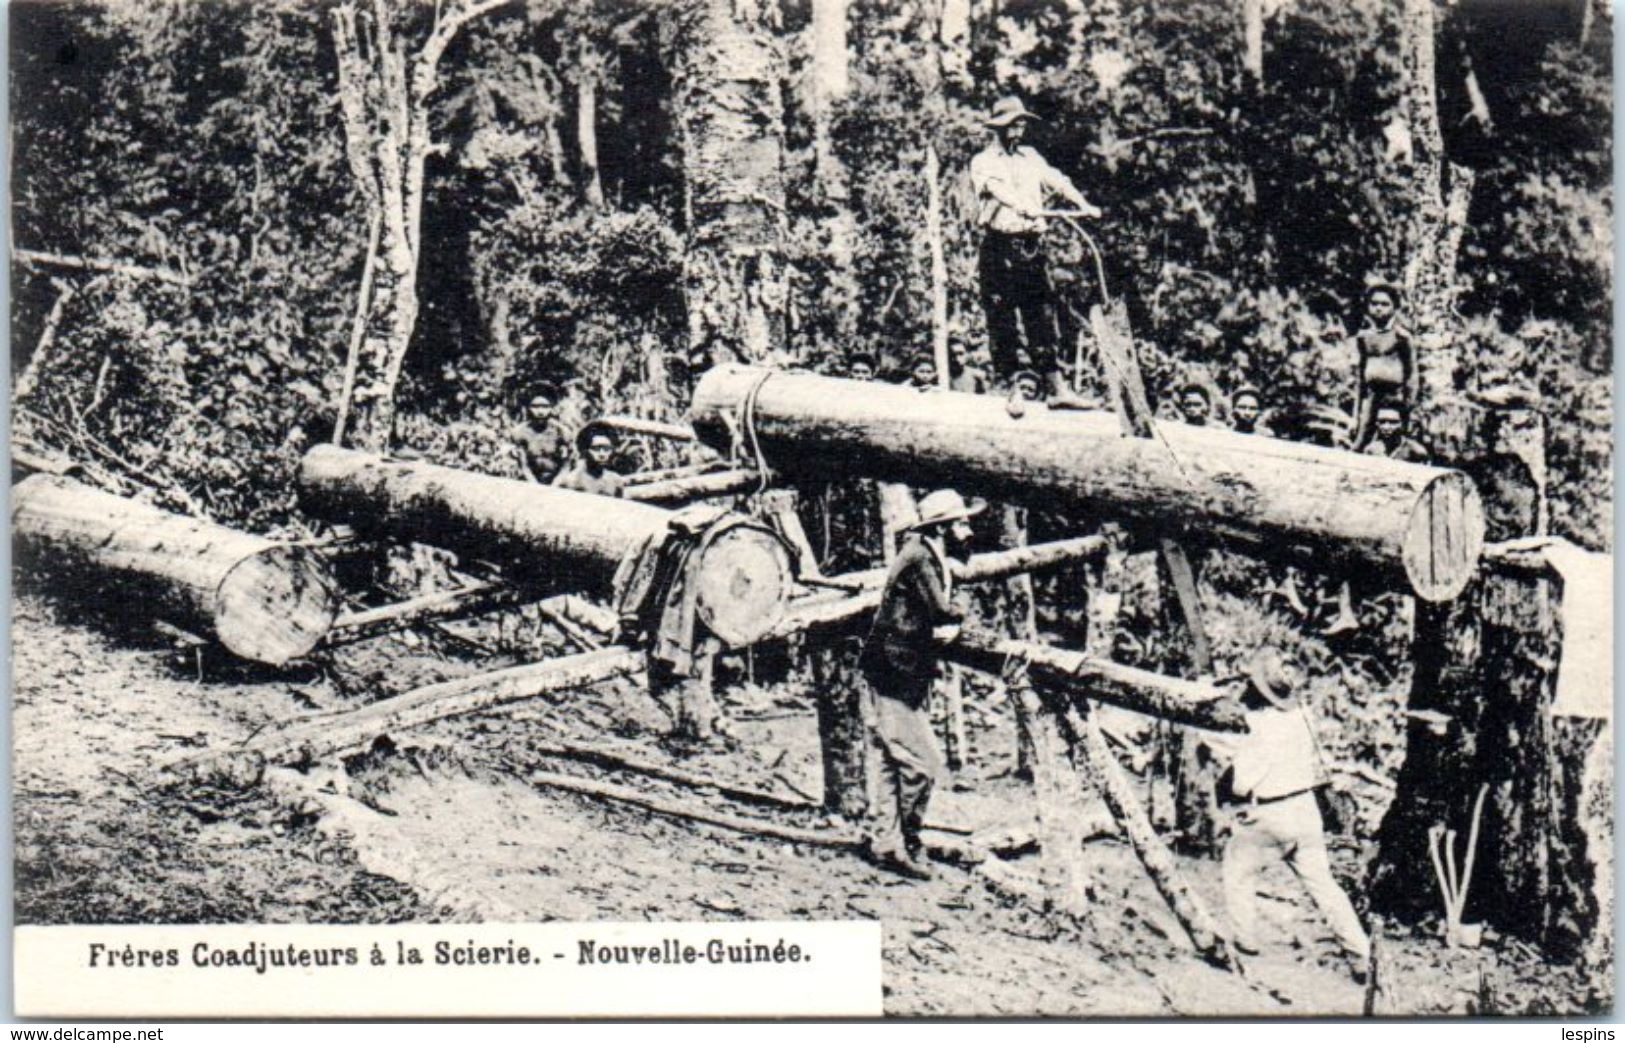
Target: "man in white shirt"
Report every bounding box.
[969,96,1101,408]
[1208,649,1371,978]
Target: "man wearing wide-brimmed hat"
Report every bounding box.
[1208,649,1370,978]
[969,95,1100,409]
[858,489,983,880]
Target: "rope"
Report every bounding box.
[735,366,778,496]
[1052,215,1200,493]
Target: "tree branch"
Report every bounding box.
[12,248,191,287]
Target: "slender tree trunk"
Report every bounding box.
[1241,0,1264,84]
[927,144,949,388]
[13,277,79,403]
[1396,0,1474,408]
[809,0,856,359]
[330,0,511,453]
[670,0,790,366]
[578,48,606,209]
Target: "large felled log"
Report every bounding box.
[299,445,791,646]
[690,365,1484,601]
[12,474,337,665]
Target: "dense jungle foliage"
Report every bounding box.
[9,0,1612,547]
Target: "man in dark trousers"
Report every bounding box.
[970,95,1100,408]
[858,489,982,880]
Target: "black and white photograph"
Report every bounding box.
[7,0,1614,1019]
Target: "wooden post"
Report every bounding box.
[1001,504,1039,780]
[13,475,338,665]
[1063,699,1237,967]
[690,366,1485,601]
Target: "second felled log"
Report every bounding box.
[12,474,338,665]
[298,445,792,647]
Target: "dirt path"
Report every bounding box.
[11,595,1605,1016]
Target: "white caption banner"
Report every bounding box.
[15,921,883,1019]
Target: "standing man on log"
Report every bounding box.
[1209,649,1370,978]
[858,489,982,880]
[969,96,1100,409]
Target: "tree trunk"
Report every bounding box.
[330,0,511,453]
[810,632,870,819]
[577,49,606,209]
[669,0,790,366]
[927,144,950,387]
[691,366,1486,601]
[1010,681,1093,917]
[808,0,857,359]
[13,277,78,404]
[1395,0,1475,408]
[1241,0,1264,85]
[998,505,1039,781]
[1063,699,1237,967]
[168,647,646,783]
[13,475,338,665]
[298,445,793,646]
[1372,410,1604,956]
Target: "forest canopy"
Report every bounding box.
[8,0,1612,546]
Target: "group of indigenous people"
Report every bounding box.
[512,382,627,497]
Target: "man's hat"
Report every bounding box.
[527,380,562,404]
[908,489,985,531]
[1244,649,1301,711]
[1179,381,1213,403]
[985,96,1040,127]
[1231,385,1263,406]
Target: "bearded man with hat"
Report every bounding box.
[857,488,983,880]
[1207,649,1370,977]
[969,95,1101,409]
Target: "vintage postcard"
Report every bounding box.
[8,0,1613,1019]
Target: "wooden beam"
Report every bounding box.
[527,769,857,848]
[939,628,1244,732]
[621,468,763,503]
[327,582,520,644]
[159,646,646,783]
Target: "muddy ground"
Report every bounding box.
[11,590,1611,1016]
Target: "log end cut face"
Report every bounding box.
[214,545,340,665]
[691,524,793,647]
[1402,471,1486,603]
